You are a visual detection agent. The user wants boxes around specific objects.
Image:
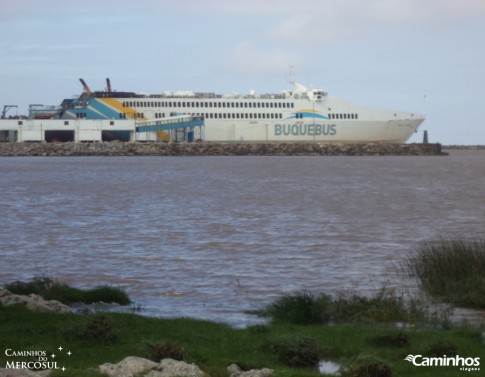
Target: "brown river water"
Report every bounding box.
[1,150,484,326]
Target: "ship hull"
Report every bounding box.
[202,118,422,143]
[59,96,424,144]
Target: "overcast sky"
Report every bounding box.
[1,0,484,144]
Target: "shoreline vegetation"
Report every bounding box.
[404,238,485,309]
[2,238,484,376]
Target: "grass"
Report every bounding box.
[404,238,485,308]
[254,288,438,327]
[0,305,483,377]
[4,276,131,305]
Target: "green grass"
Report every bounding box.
[0,305,483,377]
[4,276,131,305]
[254,289,438,326]
[404,238,485,308]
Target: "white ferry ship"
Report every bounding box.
[1,78,425,143]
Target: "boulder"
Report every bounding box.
[99,356,158,377]
[147,358,205,377]
[0,289,71,314]
[227,363,274,377]
[0,368,50,377]
[98,357,204,377]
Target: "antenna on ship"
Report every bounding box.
[288,65,295,84]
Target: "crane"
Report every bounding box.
[1,105,18,119]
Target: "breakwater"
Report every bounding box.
[0,142,444,157]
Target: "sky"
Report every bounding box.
[1,0,484,145]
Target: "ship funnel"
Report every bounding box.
[106,78,112,92]
[79,79,92,96]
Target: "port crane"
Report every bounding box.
[1,105,18,119]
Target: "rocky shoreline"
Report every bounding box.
[0,142,444,157]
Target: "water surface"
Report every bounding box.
[1,150,484,326]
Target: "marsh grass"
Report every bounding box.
[258,292,332,325]
[5,276,131,305]
[256,289,433,326]
[404,238,485,308]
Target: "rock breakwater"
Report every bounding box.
[0,142,444,157]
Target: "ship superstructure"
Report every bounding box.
[57,78,424,143]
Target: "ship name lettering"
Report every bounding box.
[274,124,336,137]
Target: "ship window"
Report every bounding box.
[64,121,69,125]
[355,114,358,119]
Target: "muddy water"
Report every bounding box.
[1,150,484,326]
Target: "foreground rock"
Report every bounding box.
[99,357,205,377]
[228,364,274,377]
[0,357,274,377]
[0,369,50,377]
[0,289,71,314]
[0,141,444,157]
